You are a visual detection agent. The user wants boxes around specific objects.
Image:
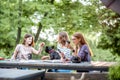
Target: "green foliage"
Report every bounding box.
[98,7,120,56]
[91,48,120,62]
[109,64,120,80]
[53,0,100,34]
[0,0,119,61]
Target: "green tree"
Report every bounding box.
[97,3,120,56]
[1,0,119,60]
[0,0,101,57]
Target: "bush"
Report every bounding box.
[109,64,120,80]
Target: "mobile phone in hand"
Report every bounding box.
[57,49,61,53]
[66,41,70,44]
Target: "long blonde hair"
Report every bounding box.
[58,31,69,46]
[73,32,93,56]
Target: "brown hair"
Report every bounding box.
[73,32,93,56]
[58,31,69,46]
[22,34,34,47]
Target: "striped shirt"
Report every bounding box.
[57,44,72,59]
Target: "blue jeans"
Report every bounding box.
[48,69,72,73]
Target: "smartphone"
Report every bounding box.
[57,49,61,53]
[66,41,70,44]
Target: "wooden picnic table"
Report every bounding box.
[0,68,45,80]
[0,60,117,72]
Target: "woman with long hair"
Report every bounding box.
[57,31,73,61]
[41,31,73,61]
[71,32,93,62]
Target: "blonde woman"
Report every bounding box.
[57,31,73,61]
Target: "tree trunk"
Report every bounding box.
[34,22,42,43]
[50,0,54,4]
[16,0,22,45]
[16,27,21,45]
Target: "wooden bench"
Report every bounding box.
[0,68,45,80]
[45,72,108,80]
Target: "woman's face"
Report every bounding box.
[25,37,33,45]
[72,36,80,45]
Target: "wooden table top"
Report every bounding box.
[0,60,117,71]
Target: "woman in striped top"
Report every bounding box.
[57,31,73,61]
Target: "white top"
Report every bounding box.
[57,44,71,59]
[12,44,33,60]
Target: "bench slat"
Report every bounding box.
[0,69,45,80]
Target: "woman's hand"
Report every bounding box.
[32,42,45,55]
[40,42,45,47]
[60,52,65,58]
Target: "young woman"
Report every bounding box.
[57,31,73,61]
[48,31,73,72]
[11,34,45,60]
[71,32,93,62]
[42,31,73,61]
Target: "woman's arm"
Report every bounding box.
[41,56,50,60]
[78,45,88,60]
[32,42,45,55]
[11,45,20,60]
